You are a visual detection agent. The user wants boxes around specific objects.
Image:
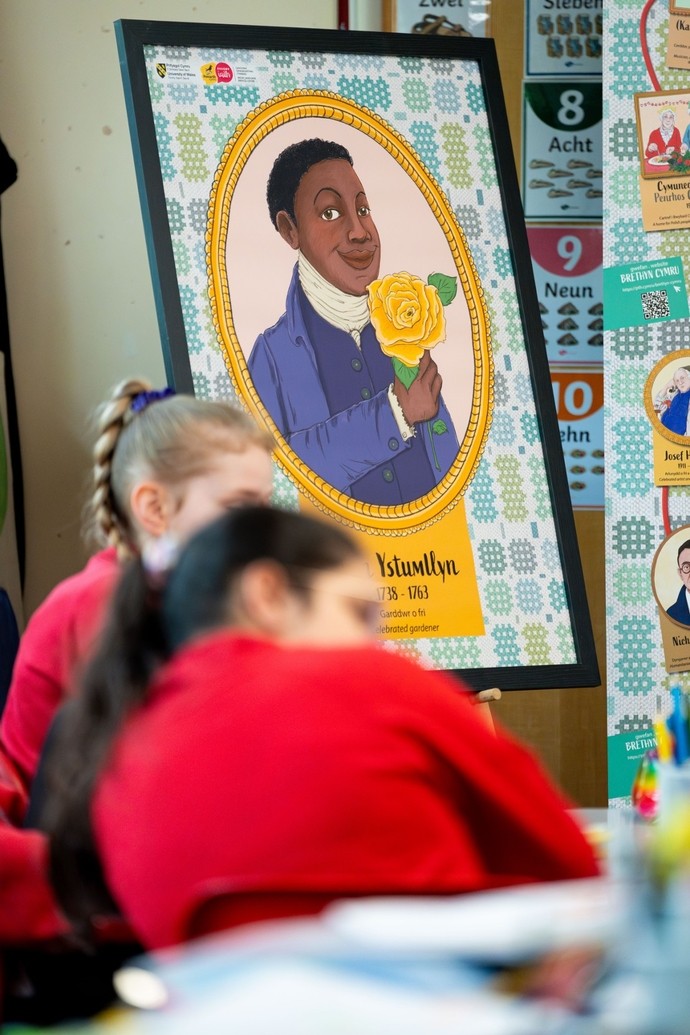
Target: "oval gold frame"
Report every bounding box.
[644,350,690,448]
[207,90,493,533]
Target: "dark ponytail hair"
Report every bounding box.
[43,506,361,934]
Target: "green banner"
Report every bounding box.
[603,257,689,330]
[607,728,656,800]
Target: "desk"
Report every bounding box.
[18,861,690,1034]
[52,878,644,1035]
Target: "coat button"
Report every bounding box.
[382,468,394,482]
[360,387,371,400]
[351,358,363,371]
[388,437,399,450]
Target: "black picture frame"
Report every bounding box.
[115,18,599,691]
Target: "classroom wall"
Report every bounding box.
[0,0,606,803]
[0,0,337,617]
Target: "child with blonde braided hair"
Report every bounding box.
[0,380,273,1022]
[1,377,273,821]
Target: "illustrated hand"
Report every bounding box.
[393,351,442,426]
[648,142,659,154]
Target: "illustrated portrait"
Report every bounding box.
[645,351,690,443]
[652,527,690,629]
[636,90,690,179]
[209,94,492,529]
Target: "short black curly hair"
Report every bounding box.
[267,139,353,229]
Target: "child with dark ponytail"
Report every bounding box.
[43,506,599,953]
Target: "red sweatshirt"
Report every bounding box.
[0,549,118,945]
[1,548,119,813]
[94,634,599,950]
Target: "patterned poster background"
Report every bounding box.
[135,38,579,674]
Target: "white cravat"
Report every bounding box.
[298,252,370,347]
[297,252,415,441]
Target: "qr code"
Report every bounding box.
[641,290,670,320]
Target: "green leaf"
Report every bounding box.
[392,357,419,389]
[431,419,448,436]
[428,272,457,306]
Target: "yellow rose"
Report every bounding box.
[367,272,446,369]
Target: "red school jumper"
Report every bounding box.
[94,633,600,950]
[0,549,119,945]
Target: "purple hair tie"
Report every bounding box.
[130,387,175,414]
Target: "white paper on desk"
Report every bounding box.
[325,878,623,962]
[135,961,560,1035]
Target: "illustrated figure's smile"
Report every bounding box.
[340,249,377,270]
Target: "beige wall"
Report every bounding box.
[0,1,338,616]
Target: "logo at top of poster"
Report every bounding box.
[200,62,233,85]
[207,91,492,533]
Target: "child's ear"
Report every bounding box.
[235,560,296,637]
[129,481,174,539]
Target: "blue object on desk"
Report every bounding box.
[668,686,689,765]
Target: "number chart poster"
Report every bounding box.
[523,80,602,221]
[527,225,602,364]
[525,0,602,77]
[116,21,597,689]
[551,366,603,510]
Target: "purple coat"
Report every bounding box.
[248,267,460,506]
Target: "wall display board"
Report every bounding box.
[116,20,598,691]
[522,80,602,221]
[605,0,690,802]
[525,0,602,77]
[527,225,602,363]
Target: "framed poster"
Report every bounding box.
[116,19,598,690]
[635,89,690,180]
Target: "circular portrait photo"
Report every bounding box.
[652,524,690,628]
[645,350,690,444]
[207,92,492,531]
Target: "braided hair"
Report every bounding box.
[85,379,272,556]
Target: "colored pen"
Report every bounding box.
[655,715,674,764]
